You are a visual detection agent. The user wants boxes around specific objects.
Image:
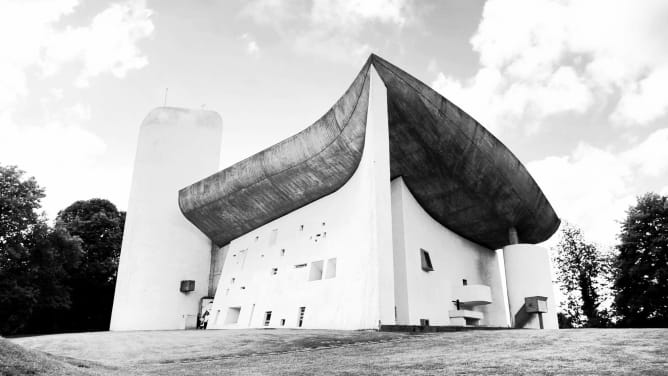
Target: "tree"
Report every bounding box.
[56,199,125,331]
[0,165,81,335]
[613,193,668,327]
[553,222,611,328]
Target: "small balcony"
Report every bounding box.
[453,284,492,306]
[449,309,483,326]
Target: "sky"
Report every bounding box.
[1,0,667,250]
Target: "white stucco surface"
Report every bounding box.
[390,177,509,327]
[207,69,394,330]
[503,244,559,329]
[110,107,222,331]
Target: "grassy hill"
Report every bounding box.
[0,337,114,376]
[5,329,668,375]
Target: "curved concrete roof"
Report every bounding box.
[179,55,560,250]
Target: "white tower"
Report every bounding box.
[110,107,222,331]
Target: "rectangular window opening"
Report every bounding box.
[263,311,272,326]
[280,249,286,256]
[224,307,241,325]
[462,279,468,286]
[269,228,278,246]
[420,248,434,272]
[294,263,307,269]
[308,260,324,281]
[298,307,306,327]
[325,258,337,279]
[280,319,286,326]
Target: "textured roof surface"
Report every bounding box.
[178,55,560,249]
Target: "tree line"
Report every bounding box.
[1,165,124,335]
[554,193,668,328]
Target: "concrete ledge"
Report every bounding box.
[380,325,509,333]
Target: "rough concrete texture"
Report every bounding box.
[179,55,559,251]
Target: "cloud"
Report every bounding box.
[43,0,154,87]
[242,0,412,63]
[241,33,260,56]
[0,0,153,218]
[528,128,668,246]
[432,0,668,131]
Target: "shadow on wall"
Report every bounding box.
[514,304,530,328]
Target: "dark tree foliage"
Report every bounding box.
[613,193,668,327]
[0,165,82,335]
[56,199,125,331]
[553,222,610,328]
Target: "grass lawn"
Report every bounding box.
[5,328,668,375]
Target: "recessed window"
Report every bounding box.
[269,229,278,245]
[298,307,306,327]
[420,249,434,272]
[240,286,246,290]
[255,236,259,241]
[308,260,324,281]
[264,311,272,326]
[462,279,468,286]
[271,267,278,275]
[322,222,326,226]
[299,225,304,231]
[225,307,241,324]
[231,277,235,284]
[325,258,337,279]
[280,319,286,326]
[281,249,286,256]
[420,318,430,326]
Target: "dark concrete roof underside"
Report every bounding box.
[178,55,560,250]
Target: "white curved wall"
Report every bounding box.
[390,177,509,327]
[110,107,222,331]
[207,68,394,330]
[503,244,558,329]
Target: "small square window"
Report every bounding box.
[325,258,336,279]
[308,260,324,281]
[462,279,468,286]
[420,249,434,272]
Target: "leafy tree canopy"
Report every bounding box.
[0,165,82,335]
[56,198,125,331]
[553,222,611,328]
[614,193,668,327]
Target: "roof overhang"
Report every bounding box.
[178,55,560,249]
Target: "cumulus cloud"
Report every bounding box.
[242,0,412,63]
[43,1,154,87]
[528,128,668,246]
[241,33,260,56]
[433,0,668,131]
[0,0,153,218]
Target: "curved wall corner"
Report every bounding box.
[110,107,222,331]
[503,244,558,329]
